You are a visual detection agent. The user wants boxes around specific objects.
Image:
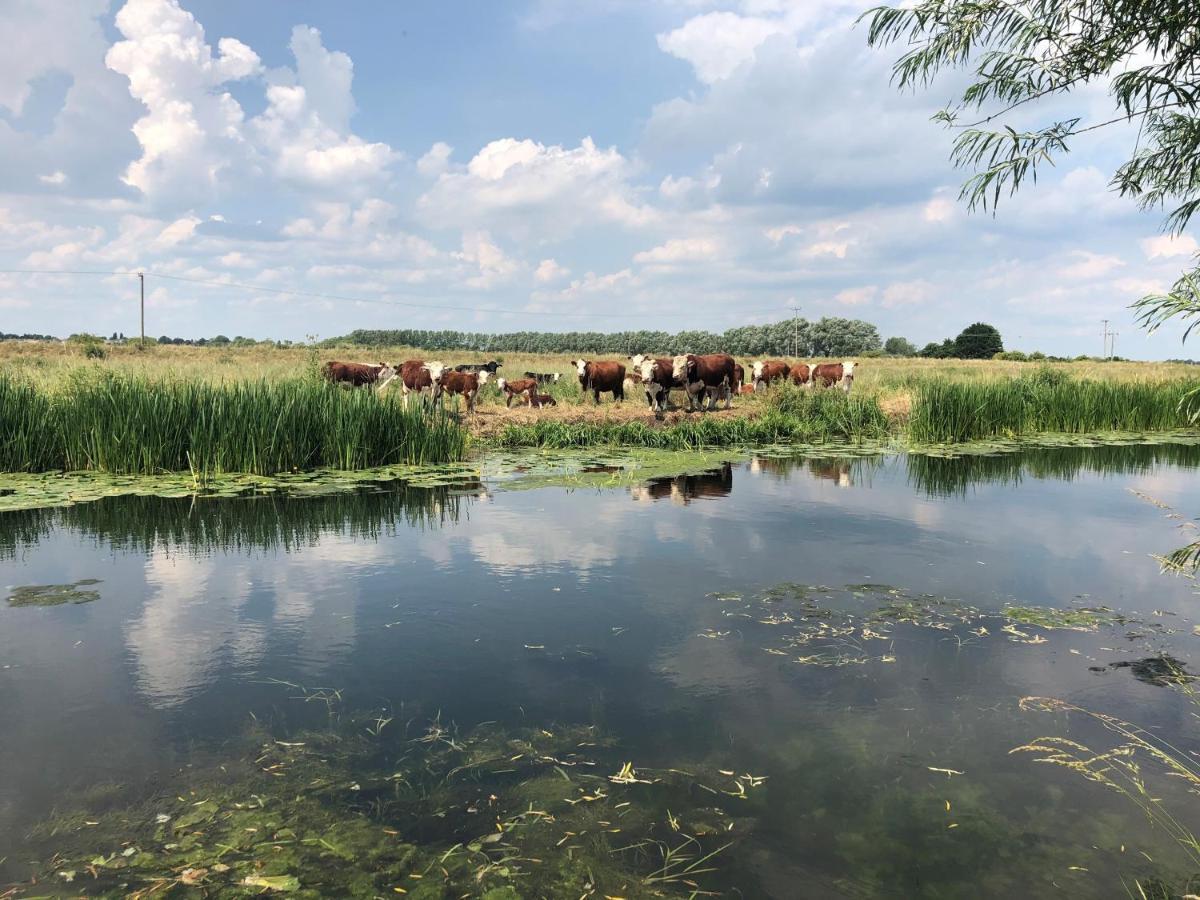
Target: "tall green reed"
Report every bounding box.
[0,370,466,476]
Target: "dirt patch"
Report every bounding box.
[465,398,760,439]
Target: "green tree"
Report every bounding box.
[863,2,1200,338]
[954,323,1004,359]
[884,336,917,356]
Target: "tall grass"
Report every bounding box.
[908,370,1200,443]
[494,389,890,449]
[0,371,466,475]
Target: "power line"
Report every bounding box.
[0,267,801,324]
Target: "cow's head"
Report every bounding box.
[752,361,764,382]
[375,364,398,389]
[424,361,448,398]
[487,361,502,371]
[671,355,691,383]
[573,359,588,379]
[552,372,561,382]
[476,371,492,388]
[495,377,507,392]
[841,361,856,391]
[630,353,647,372]
[639,358,658,384]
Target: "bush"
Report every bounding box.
[994,351,1028,361]
[954,323,1004,359]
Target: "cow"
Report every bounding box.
[752,360,791,391]
[496,376,539,408]
[573,359,625,404]
[789,363,812,386]
[321,361,396,388]
[454,360,502,374]
[738,383,756,395]
[733,363,745,393]
[638,357,676,415]
[524,371,562,384]
[672,354,736,411]
[399,359,448,407]
[811,361,857,393]
[631,463,733,505]
[440,369,491,413]
[529,392,557,408]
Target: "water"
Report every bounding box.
[3,444,1200,897]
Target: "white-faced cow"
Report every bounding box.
[637,357,676,415]
[789,363,812,387]
[441,369,491,413]
[496,376,539,408]
[672,354,736,411]
[322,361,396,389]
[811,361,857,393]
[751,360,790,391]
[574,359,625,404]
[399,359,448,407]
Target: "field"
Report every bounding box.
[1,340,1198,471]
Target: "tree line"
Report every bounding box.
[327,317,883,357]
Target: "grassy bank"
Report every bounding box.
[908,371,1200,443]
[0,371,465,476]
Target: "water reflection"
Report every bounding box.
[750,454,875,487]
[0,481,477,560]
[630,462,733,504]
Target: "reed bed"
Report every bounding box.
[908,372,1200,443]
[0,371,466,476]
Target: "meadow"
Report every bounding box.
[0,340,1197,472]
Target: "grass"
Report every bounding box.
[1,342,1199,471]
[908,370,1200,443]
[0,369,466,476]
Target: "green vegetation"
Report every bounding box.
[0,371,466,476]
[5,579,101,608]
[328,316,882,356]
[907,371,1200,443]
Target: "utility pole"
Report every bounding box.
[790,304,802,358]
[1101,319,1109,360]
[139,271,145,344]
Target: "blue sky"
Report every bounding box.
[0,0,1197,357]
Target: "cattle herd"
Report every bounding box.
[321,354,856,414]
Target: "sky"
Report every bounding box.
[1,0,1198,358]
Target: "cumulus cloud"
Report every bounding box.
[417,141,454,177]
[1141,233,1198,260]
[534,258,570,283]
[418,137,656,236]
[657,12,791,83]
[634,237,720,265]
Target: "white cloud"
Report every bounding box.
[1141,233,1198,260]
[801,239,850,259]
[634,236,720,264]
[1058,250,1125,280]
[835,285,875,306]
[456,230,519,289]
[534,258,570,283]
[418,137,655,236]
[881,280,934,308]
[417,141,454,177]
[38,171,69,186]
[657,12,791,83]
[923,194,955,223]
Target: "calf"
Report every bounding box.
[399,359,448,407]
[529,392,557,408]
[321,360,396,388]
[789,363,812,386]
[440,369,491,413]
[496,376,539,408]
[573,359,626,404]
[638,357,676,414]
[454,360,502,374]
[672,353,736,411]
[752,360,791,391]
[524,371,562,384]
[811,361,857,393]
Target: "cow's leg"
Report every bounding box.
[723,379,733,410]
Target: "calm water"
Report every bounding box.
[3,444,1200,897]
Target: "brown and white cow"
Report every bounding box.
[321,361,397,388]
[672,354,736,410]
[528,392,557,408]
[638,357,676,414]
[496,377,539,408]
[811,361,857,393]
[399,359,448,407]
[574,359,626,404]
[751,360,791,391]
[440,369,491,413]
[789,363,812,386]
